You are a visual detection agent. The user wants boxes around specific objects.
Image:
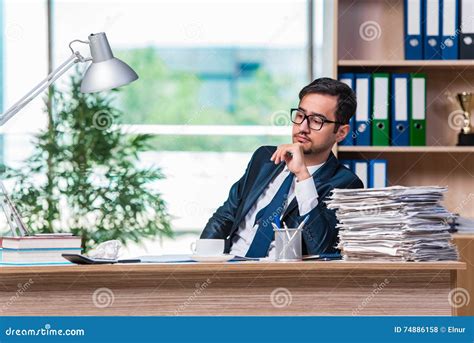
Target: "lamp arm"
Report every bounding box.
[0,52,86,126]
[0,180,29,235]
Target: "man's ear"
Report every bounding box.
[335,124,350,143]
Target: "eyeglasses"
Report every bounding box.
[290,108,345,131]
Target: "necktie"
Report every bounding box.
[245,172,295,257]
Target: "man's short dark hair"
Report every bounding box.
[298,77,357,126]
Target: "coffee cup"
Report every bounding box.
[190,239,225,256]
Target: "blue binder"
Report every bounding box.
[424,0,442,59]
[338,73,355,146]
[391,74,410,146]
[441,0,460,59]
[354,74,372,146]
[369,160,388,188]
[404,0,424,59]
[353,160,369,188]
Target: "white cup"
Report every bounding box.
[190,239,225,256]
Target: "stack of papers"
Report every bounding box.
[326,186,459,261]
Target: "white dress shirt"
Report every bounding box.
[230,162,324,258]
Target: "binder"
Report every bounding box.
[369,160,388,188]
[338,73,355,146]
[404,0,424,59]
[372,73,390,146]
[424,0,442,59]
[354,160,369,188]
[339,159,354,171]
[409,73,427,146]
[441,0,460,59]
[354,74,372,146]
[460,0,474,59]
[391,74,410,146]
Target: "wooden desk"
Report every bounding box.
[452,233,474,316]
[0,261,465,316]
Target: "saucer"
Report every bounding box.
[190,254,235,262]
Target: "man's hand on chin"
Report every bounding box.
[270,143,311,182]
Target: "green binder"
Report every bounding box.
[409,73,426,146]
[372,73,390,146]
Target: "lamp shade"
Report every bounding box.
[80,32,138,93]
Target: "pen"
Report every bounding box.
[282,221,291,240]
[296,215,310,230]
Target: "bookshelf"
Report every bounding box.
[339,60,474,69]
[333,0,474,218]
[338,146,474,153]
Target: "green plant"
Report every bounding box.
[2,69,173,251]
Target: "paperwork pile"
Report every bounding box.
[326,186,458,261]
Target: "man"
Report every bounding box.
[201,77,363,258]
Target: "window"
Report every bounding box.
[52,0,311,152]
[1,0,48,164]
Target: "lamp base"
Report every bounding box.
[457,132,474,146]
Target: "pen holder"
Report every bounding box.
[273,228,302,261]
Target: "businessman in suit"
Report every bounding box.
[201,77,363,258]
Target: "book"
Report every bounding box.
[1,248,82,264]
[0,234,82,265]
[1,234,81,249]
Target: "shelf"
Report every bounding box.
[337,146,474,153]
[338,60,474,69]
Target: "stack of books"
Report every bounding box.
[326,186,459,261]
[0,234,82,265]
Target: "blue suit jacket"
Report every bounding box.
[201,145,363,255]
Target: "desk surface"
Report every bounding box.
[0,260,465,316]
[0,260,466,275]
[452,233,474,239]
